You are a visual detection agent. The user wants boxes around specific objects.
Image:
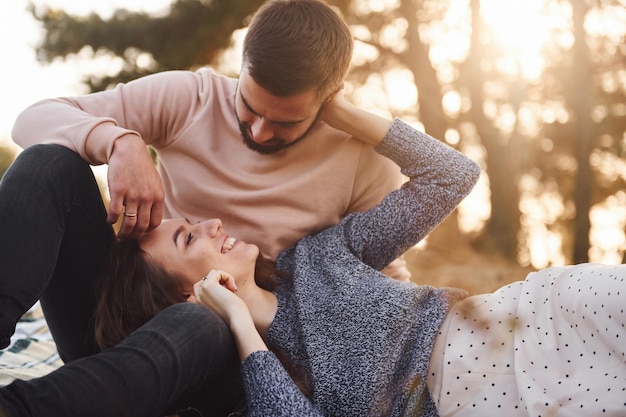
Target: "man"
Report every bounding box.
[3,0,407,363]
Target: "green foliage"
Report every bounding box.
[31,0,267,91]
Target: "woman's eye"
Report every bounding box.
[186,232,194,245]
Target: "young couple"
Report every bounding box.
[1,0,624,416]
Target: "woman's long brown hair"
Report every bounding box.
[93,239,188,350]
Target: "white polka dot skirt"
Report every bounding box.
[427,263,626,417]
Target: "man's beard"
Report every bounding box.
[238,124,304,155]
[237,110,322,155]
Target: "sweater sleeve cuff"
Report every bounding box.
[241,350,320,416]
[84,121,142,165]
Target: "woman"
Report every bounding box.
[95,96,625,416]
[87,98,480,417]
[2,99,624,416]
[97,102,625,416]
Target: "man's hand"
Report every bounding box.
[106,134,164,239]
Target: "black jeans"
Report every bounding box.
[0,303,244,416]
[0,144,112,360]
[0,145,243,415]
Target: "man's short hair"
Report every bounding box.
[243,0,354,100]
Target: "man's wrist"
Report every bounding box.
[111,133,145,158]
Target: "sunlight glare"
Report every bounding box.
[383,69,416,110]
[442,90,462,118]
[379,18,408,54]
[585,6,626,41]
[590,149,626,183]
[353,75,394,119]
[427,0,471,65]
[519,174,568,267]
[458,169,490,235]
[355,0,400,14]
[481,0,549,50]
[444,128,460,146]
[30,0,172,18]
[480,0,564,79]
[589,192,626,264]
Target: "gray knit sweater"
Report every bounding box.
[240,119,481,416]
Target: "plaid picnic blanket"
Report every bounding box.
[0,302,62,386]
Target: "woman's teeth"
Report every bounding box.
[222,237,236,253]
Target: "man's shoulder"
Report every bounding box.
[193,67,238,90]
[132,68,237,97]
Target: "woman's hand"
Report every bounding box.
[192,269,269,361]
[192,269,247,325]
[320,86,391,147]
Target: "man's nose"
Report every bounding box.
[250,117,274,143]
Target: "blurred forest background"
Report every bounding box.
[1,0,624,294]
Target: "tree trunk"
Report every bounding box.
[397,0,465,248]
[570,0,593,263]
[463,0,521,260]
[399,0,447,140]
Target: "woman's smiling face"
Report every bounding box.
[138,218,259,292]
